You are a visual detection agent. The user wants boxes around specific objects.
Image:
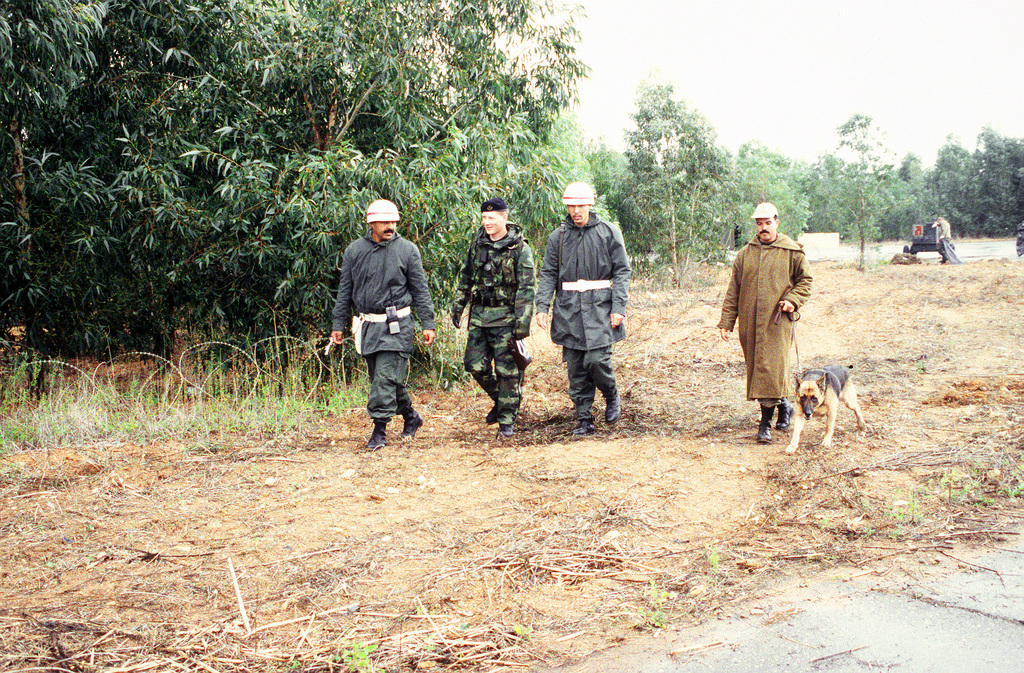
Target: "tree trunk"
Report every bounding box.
[8,118,30,257]
[669,201,678,285]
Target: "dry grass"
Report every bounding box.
[2,261,1024,672]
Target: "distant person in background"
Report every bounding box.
[1016,220,1024,258]
[932,217,955,264]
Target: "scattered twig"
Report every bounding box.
[810,645,867,664]
[227,558,251,636]
[669,640,725,655]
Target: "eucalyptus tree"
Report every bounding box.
[972,127,1024,236]
[1,0,586,356]
[927,136,978,235]
[1,0,107,353]
[623,81,728,275]
[129,0,587,347]
[814,114,895,269]
[875,152,931,241]
[731,142,811,244]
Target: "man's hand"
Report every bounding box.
[610,313,624,329]
[719,328,731,341]
[423,330,436,346]
[779,300,795,313]
[330,330,345,345]
[536,312,549,330]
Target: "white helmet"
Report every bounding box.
[562,181,595,206]
[366,199,400,223]
[751,202,778,220]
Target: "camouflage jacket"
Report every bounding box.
[453,224,535,338]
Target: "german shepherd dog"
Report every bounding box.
[784,365,866,454]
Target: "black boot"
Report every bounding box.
[573,418,596,436]
[775,399,794,430]
[497,423,514,438]
[485,403,499,425]
[756,405,773,443]
[367,420,387,450]
[401,411,423,439]
[605,394,621,423]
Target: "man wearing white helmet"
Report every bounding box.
[718,202,812,444]
[536,181,631,436]
[330,199,436,450]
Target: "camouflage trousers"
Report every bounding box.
[464,323,521,425]
[563,345,617,421]
[364,350,414,423]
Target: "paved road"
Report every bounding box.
[802,238,1020,263]
[545,539,1024,672]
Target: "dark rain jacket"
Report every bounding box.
[453,224,536,339]
[717,233,812,400]
[332,232,436,356]
[536,213,631,351]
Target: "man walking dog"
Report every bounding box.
[718,202,812,443]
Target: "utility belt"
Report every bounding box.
[472,291,512,309]
[359,306,411,323]
[561,279,612,292]
[352,306,411,355]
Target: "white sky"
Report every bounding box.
[571,0,1024,165]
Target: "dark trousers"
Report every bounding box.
[464,324,521,425]
[563,345,617,421]
[364,350,412,423]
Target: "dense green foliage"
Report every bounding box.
[621,82,728,271]
[5,4,1024,361]
[1,0,585,357]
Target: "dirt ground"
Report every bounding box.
[2,258,1024,672]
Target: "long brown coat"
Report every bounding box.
[718,233,812,400]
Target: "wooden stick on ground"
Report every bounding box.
[227,558,252,636]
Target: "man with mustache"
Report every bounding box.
[536,182,631,437]
[330,199,436,450]
[452,197,535,437]
[718,202,812,444]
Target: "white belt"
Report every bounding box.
[352,306,411,355]
[562,279,612,292]
[359,306,412,322]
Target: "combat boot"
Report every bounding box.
[485,403,499,425]
[572,419,596,436]
[497,423,514,438]
[367,420,387,450]
[401,411,423,439]
[756,405,773,443]
[605,394,621,423]
[775,399,794,430]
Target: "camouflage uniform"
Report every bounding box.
[453,224,535,425]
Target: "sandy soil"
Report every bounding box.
[2,258,1023,672]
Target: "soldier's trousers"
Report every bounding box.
[364,350,413,423]
[464,323,521,425]
[563,345,617,421]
